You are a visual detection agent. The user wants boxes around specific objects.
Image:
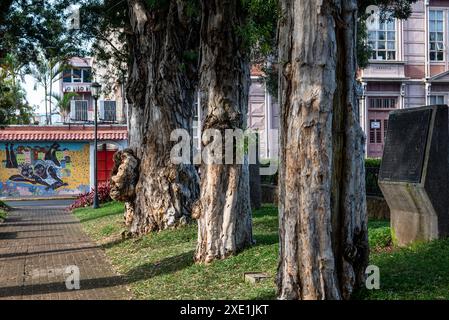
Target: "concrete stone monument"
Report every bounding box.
[379,105,449,246]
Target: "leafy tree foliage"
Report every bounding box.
[0,54,33,124]
[0,0,83,65]
[357,0,418,68]
[77,0,130,95]
[0,0,85,125]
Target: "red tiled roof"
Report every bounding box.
[0,125,128,141]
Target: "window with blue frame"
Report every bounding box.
[72,69,82,82]
[63,69,72,82]
[82,68,92,82]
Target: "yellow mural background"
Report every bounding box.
[0,143,90,195]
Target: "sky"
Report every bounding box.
[23,75,59,115]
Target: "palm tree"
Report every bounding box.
[1,53,25,109]
[30,51,68,125]
[50,92,76,123]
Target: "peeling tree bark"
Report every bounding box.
[112,0,200,235]
[277,0,368,300]
[194,0,253,263]
[110,149,139,226]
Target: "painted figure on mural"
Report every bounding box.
[5,143,18,168]
[45,142,62,166]
[5,142,70,190]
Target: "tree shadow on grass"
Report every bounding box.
[125,250,195,282]
[77,210,123,223]
[249,290,277,300]
[253,233,278,246]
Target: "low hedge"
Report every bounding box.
[365,158,382,197]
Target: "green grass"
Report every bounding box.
[74,202,278,299]
[368,220,392,250]
[73,203,449,300]
[0,209,7,222]
[0,200,10,222]
[356,239,449,300]
[73,202,126,239]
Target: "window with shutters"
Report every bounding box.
[368,97,398,109]
[71,100,88,121]
[103,101,117,122]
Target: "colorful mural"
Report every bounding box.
[0,142,91,197]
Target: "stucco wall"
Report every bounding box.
[0,141,91,197]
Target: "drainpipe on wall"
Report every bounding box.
[361,82,368,158]
[425,81,430,106]
[264,80,270,160]
[401,83,406,109]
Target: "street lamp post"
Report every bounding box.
[91,82,101,209]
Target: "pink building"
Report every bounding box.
[60,57,127,124]
[360,0,449,158]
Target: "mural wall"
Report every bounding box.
[0,142,91,197]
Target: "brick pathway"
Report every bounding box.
[0,206,131,300]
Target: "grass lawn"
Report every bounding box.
[73,202,449,300]
[73,202,278,299]
[0,210,7,222]
[0,200,10,222]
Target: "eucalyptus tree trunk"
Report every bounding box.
[277,0,368,300]
[110,0,199,235]
[194,0,253,263]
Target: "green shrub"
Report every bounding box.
[365,158,381,168]
[259,158,383,195]
[0,201,10,222]
[365,158,382,196]
[260,159,279,185]
[368,220,392,249]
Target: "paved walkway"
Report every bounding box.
[0,206,131,300]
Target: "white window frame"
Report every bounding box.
[63,68,92,83]
[367,13,397,61]
[429,9,445,62]
[429,95,445,105]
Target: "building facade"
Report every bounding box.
[59,57,127,125]
[360,0,449,158]
[0,125,127,198]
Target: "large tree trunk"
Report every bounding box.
[111,0,200,235]
[276,0,368,300]
[194,0,253,263]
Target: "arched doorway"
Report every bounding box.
[97,143,119,184]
